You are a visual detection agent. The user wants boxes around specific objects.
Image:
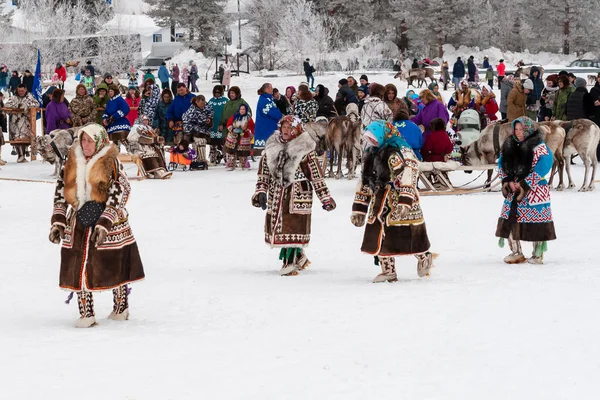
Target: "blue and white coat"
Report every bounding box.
[103,95,131,134]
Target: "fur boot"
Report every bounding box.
[239,156,249,170]
[193,138,207,162]
[226,153,236,171]
[528,242,544,264]
[416,252,434,277]
[76,291,96,328]
[209,145,217,165]
[108,285,129,321]
[373,257,397,283]
[16,145,27,163]
[504,234,526,264]
[297,250,311,271]
[279,248,301,276]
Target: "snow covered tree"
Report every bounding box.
[147,0,227,54]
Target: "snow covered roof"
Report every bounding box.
[100,14,162,37]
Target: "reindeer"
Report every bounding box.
[460,121,565,188]
[395,68,437,88]
[559,119,599,192]
[324,103,362,179]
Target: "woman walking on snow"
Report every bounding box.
[252,115,336,276]
[496,116,556,264]
[49,124,145,328]
[351,120,434,283]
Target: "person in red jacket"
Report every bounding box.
[125,86,141,126]
[55,63,67,90]
[497,59,506,90]
[422,118,453,162]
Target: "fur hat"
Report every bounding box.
[339,78,348,86]
[369,83,385,99]
[108,84,120,93]
[360,74,368,82]
[575,77,587,88]
[75,83,88,96]
[384,83,398,99]
[228,86,241,99]
[523,79,534,90]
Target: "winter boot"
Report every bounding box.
[416,252,435,277]
[279,248,300,276]
[373,257,397,283]
[528,242,545,265]
[76,291,96,328]
[226,154,236,171]
[297,250,311,271]
[239,156,249,170]
[504,236,526,264]
[108,285,129,321]
[16,146,26,163]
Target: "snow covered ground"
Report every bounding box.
[2,72,600,398]
[2,130,600,399]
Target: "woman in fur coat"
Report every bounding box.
[496,116,556,264]
[102,84,130,145]
[127,115,172,179]
[49,124,145,328]
[293,85,319,123]
[182,95,214,167]
[69,84,96,127]
[252,115,336,276]
[224,104,255,170]
[351,120,434,283]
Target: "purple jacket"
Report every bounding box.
[46,100,71,133]
[410,99,449,142]
[171,65,180,82]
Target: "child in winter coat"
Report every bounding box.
[421,118,453,162]
[169,139,197,169]
[80,69,95,96]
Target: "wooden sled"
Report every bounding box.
[117,153,146,181]
[419,161,500,196]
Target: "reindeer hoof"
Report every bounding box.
[554,185,564,191]
[347,174,355,180]
[335,173,342,180]
[578,187,588,192]
[568,184,576,189]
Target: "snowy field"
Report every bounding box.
[2,74,600,399]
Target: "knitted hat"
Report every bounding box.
[523,79,534,90]
[339,78,348,85]
[104,72,112,79]
[575,77,587,88]
[360,74,368,82]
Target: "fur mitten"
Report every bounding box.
[49,223,65,244]
[350,212,365,227]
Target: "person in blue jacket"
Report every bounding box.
[167,83,195,142]
[158,62,171,91]
[392,117,423,161]
[254,83,283,150]
[452,57,465,90]
[102,84,130,144]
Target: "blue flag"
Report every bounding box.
[33,49,43,107]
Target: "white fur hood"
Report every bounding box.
[264,132,316,186]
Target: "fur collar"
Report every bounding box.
[500,132,542,180]
[66,143,118,209]
[362,146,397,191]
[264,132,315,186]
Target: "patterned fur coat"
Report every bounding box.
[5,92,39,140]
[252,132,332,248]
[495,132,556,242]
[51,142,144,291]
[69,88,97,127]
[352,145,430,256]
[360,97,393,129]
